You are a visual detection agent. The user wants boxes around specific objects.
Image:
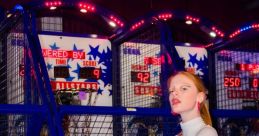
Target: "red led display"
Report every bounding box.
[79,67,101,79]
[144,57,161,65]
[235,63,259,71]
[54,66,70,78]
[250,78,259,88]
[131,72,150,83]
[224,77,241,87]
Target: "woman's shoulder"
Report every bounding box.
[197,125,218,136]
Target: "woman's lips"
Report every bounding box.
[171,99,181,105]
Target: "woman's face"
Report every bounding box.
[168,74,201,114]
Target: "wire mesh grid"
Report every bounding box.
[119,26,162,108]
[0,17,46,136]
[61,114,179,136]
[217,117,259,136]
[0,114,33,136]
[0,18,43,105]
[214,40,259,110]
[213,39,259,135]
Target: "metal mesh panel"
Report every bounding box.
[213,39,259,135]
[62,114,178,136]
[0,16,47,136]
[62,114,113,136]
[0,114,33,136]
[54,89,99,106]
[214,40,259,110]
[119,26,162,108]
[0,18,43,105]
[217,117,259,136]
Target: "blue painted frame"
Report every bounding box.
[0,7,4,22]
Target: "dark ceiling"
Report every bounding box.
[1,0,259,33]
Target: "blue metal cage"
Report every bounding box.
[3,1,258,136]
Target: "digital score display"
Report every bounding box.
[224,77,241,87]
[131,71,150,83]
[235,63,259,71]
[79,67,101,79]
[250,78,259,88]
[54,66,70,78]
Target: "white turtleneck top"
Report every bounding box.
[180,117,218,136]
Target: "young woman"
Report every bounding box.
[168,71,218,136]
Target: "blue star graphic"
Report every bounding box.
[49,43,60,50]
[72,44,83,52]
[88,45,100,59]
[197,57,205,70]
[46,63,53,70]
[96,46,112,87]
[197,55,208,75]
[188,53,198,66]
[109,90,112,96]
[99,48,112,63]
[152,71,159,77]
[50,78,56,81]
[67,63,72,69]
[84,79,97,82]
[65,76,75,81]
[72,63,81,79]
[97,88,103,95]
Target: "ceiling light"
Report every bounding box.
[80,9,87,13]
[7,13,12,18]
[184,43,191,46]
[209,31,216,37]
[90,34,98,38]
[50,6,57,10]
[185,20,192,25]
[109,21,116,27]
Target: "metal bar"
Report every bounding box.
[212,109,259,118]
[28,10,64,136]
[60,106,172,116]
[0,104,47,114]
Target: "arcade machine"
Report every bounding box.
[0,1,124,135]
[208,23,259,135]
[112,10,224,135]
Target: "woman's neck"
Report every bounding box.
[180,110,201,123]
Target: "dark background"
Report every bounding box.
[1,0,259,33]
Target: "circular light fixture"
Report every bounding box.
[209,31,216,38]
[80,9,87,13]
[109,21,116,28]
[184,43,191,46]
[185,20,192,25]
[90,34,98,38]
[50,6,57,10]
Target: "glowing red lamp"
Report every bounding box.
[78,2,95,13]
[185,15,200,24]
[45,1,62,10]
[109,16,124,27]
[157,13,173,21]
[212,26,224,37]
[130,20,145,30]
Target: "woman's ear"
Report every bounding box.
[197,92,206,103]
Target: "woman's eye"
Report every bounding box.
[180,87,188,91]
[168,90,174,94]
